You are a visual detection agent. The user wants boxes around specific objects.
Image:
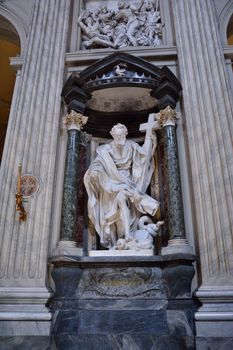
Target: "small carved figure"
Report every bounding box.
[115,0,145,47]
[144,4,161,46]
[98,6,115,40]
[84,117,160,250]
[115,216,164,250]
[114,63,127,76]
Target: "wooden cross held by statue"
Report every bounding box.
[139,113,161,192]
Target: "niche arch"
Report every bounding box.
[218,0,233,45]
[0,6,27,56]
[227,14,233,45]
[0,11,21,162]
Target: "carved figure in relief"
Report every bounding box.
[78,10,115,49]
[99,6,115,40]
[144,4,162,46]
[84,117,162,250]
[115,0,144,47]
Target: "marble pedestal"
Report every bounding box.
[50,254,196,350]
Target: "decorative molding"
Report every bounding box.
[77,267,167,299]
[20,175,39,197]
[63,110,88,131]
[65,46,178,70]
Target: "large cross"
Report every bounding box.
[139,113,161,156]
[138,113,161,191]
[139,113,160,135]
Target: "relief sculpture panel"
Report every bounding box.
[78,0,162,49]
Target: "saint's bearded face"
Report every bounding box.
[110,124,128,145]
[113,131,126,145]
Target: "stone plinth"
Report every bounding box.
[89,249,154,257]
[50,255,196,350]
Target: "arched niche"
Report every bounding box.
[218,0,233,45]
[0,6,27,56]
[61,52,182,250]
[0,14,20,162]
[227,13,233,45]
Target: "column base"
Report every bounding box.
[0,287,52,336]
[195,285,233,349]
[52,240,83,257]
[161,238,193,255]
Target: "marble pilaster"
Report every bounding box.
[0,0,70,335]
[172,0,233,340]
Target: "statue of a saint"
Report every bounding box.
[84,116,161,250]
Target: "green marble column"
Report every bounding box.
[157,106,193,255]
[59,111,88,247]
[163,124,185,239]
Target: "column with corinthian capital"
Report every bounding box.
[55,111,88,256]
[172,0,233,343]
[156,106,193,255]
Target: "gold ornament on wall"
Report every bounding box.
[15,163,27,222]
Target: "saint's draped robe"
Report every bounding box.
[84,140,159,248]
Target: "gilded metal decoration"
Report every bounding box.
[20,175,39,197]
[15,163,27,222]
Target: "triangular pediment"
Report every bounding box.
[79,52,162,86]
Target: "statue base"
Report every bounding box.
[89,249,154,257]
[50,254,196,350]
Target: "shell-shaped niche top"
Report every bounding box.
[78,0,162,50]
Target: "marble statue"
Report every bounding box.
[84,116,163,250]
[116,216,164,250]
[78,0,162,49]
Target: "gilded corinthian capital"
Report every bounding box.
[63,110,88,131]
[156,106,179,127]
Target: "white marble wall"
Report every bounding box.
[0,0,70,335]
[172,0,233,336]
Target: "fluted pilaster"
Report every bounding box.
[172,0,233,336]
[0,0,70,331]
